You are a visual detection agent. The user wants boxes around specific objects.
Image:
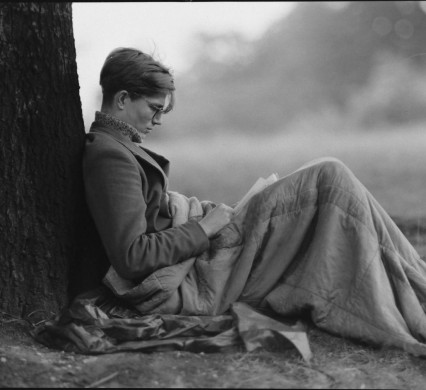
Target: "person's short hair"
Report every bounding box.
[100,47,175,111]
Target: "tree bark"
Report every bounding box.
[0,3,86,317]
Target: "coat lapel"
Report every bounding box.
[89,127,169,189]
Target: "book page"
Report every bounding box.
[233,173,279,215]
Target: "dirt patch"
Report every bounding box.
[2,217,426,388]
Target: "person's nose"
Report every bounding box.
[152,113,162,125]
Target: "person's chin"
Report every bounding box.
[137,129,151,138]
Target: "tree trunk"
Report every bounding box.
[0,3,87,317]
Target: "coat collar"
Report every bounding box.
[89,116,170,189]
[94,110,143,143]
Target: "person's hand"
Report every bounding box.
[198,203,234,238]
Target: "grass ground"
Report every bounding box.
[2,124,426,388]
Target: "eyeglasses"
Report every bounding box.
[127,92,172,121]
[140,96,166,121]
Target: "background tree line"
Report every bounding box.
[161,1,426,138]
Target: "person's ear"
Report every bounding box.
[115,90,128,110]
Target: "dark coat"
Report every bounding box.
[83,121,210,281]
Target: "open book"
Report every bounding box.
[233,172,279,215]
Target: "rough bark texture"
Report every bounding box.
[0,3,86,316]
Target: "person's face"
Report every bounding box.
[121,92,167,140]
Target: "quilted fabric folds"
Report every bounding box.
[35,158,426,358]
[34,289,312,360]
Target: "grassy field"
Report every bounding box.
[149,123,426,219]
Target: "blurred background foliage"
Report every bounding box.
[160,1,426,137]
[142,1,426,218]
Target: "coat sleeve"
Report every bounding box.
[83,141,210,281]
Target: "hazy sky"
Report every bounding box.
[72,2,295,127]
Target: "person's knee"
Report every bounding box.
[314,157,353,184]
[294,157,354,187]
[317,157,348,171]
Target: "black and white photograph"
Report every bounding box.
[2,1,426,388]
